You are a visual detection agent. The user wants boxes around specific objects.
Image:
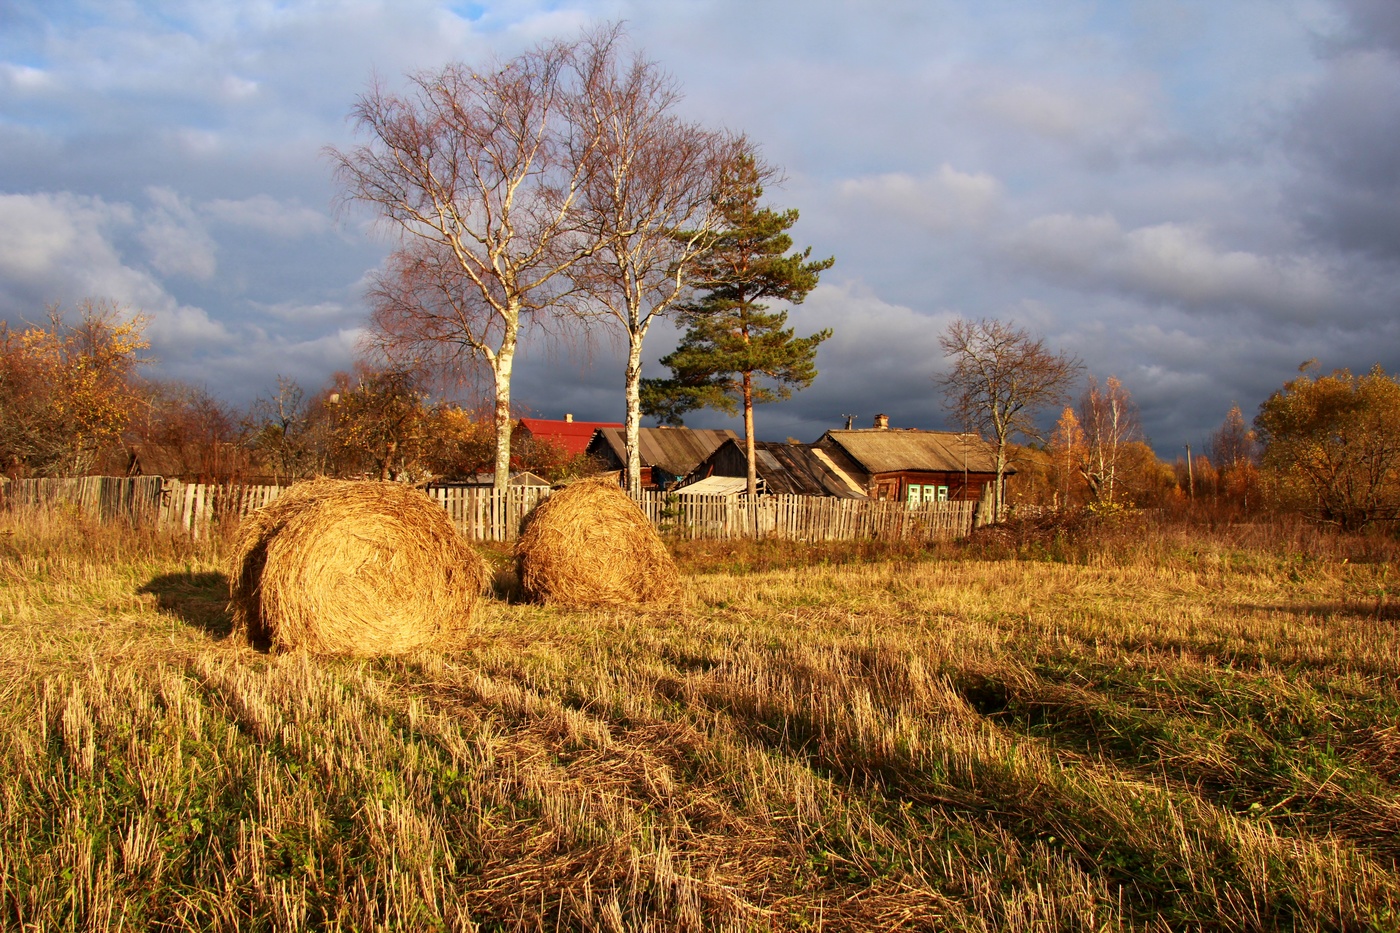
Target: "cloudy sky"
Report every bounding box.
[3,0,1398,455]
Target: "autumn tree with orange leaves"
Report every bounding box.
[0,300,148,476]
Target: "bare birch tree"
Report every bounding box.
[939,318,1081,522]
[328,37,603,490]
[1078,375,1140,505]
[570,31,751,495]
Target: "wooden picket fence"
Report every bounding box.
[0,475,169,525]
[424,485,551,541]
[636,492,976,542]
[1,476,977,543]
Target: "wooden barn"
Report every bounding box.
[587,426,738,490]
[678,439,868,498]
[814,416,1009,504]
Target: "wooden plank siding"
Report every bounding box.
[1,477,978,543]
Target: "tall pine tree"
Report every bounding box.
[642,156,833,508]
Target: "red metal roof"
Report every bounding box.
[516,418,622,457]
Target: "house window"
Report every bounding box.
[908,484,949,505]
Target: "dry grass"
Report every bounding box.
[2,504,1398,930]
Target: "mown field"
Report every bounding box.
[1,507,1398,931]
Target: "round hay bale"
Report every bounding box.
[515,477,679,608]
[229,479,487,654]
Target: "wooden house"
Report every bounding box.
[678,438,868,498]
[586,426,738,490]
[814,416,1009,504]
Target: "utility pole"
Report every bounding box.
[1185,443,1194,499]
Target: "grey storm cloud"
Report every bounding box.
[2,0,1399,455]
[1331,0,1400,53]
[1001,213,1341,323]
[1291,48,1400,260]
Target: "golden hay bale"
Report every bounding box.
[515,477,679,608]
[229,479,487,654]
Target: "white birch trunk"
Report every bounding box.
[492,317,519,493]
[624,332,645,496]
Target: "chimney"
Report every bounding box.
[565,413,573,423]
[873,413,889,430]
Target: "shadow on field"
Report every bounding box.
[1244,600,1400,623]
[139,571,235,639]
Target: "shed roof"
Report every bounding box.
[753,441,868,497]
[517,417,622,457]
[678,439,868,498]
[672,475,751,497]
[590,427,738,477]
[817,429,1007,476]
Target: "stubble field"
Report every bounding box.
[1,507,1397,931]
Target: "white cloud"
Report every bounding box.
[250,299,358,323]
[169,127,224,157]
[143,304,234,350]
[220,75,260,100]
[802,282,953,366]
[973,80,1156,144]
[1004,213,1337,319]
[0,192,118,283]
[205,194,329,238]
[839,164,1003,233]
[0,191,166,310]
[0,189,231,362]
[148,324,364,399]
[788,281,962,429]
[139,186,218,281]
[1,62,52,91]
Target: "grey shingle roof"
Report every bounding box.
[817,430,1006,475]
[752,442,868,497]
[679,439,868,498]
[590,427,739,477]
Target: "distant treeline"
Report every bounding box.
[3,303,1397,531]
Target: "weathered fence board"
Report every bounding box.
[423,486,550,542]
[2,476,167,525]
[2,477,977,543]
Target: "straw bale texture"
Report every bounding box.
[229,479,487,654]
[515,478,679,608]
